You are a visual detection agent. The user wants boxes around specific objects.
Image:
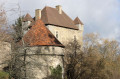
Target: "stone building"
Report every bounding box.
[20,5,84,79]
[0,41,11,70]
[22,5,84,45]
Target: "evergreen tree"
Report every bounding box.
[12,16,24,42]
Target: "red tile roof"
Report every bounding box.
[41,6,79,30]
[21,19,64,47]
[74,17,84,25]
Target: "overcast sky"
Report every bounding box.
[1,0,120,41]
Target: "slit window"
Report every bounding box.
[56,31,58,38]
[74,35,76,40]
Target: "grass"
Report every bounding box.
[0,71,9,79]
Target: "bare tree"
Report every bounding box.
[0,3,10,41]
[64,33,120,79]
[0,4,6,27]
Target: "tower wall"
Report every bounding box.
[18,46,64,79]
[22,21,31,35]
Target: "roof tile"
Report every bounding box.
[41,6,79,30]
[21,19,64,47]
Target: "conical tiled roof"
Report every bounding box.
[23,13,34,22]
[21,19,64,47]
[74,17,84,25]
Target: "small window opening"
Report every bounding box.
[74,35,76,40]
[56,31,58,39]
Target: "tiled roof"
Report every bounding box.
[41,6,79,30]
[23,13,34,22]
[21,19,64,47]
[74,17,84,25]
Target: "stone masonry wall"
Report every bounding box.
[18,46,64,79]
[0,41,11,70]
[46,25,83,46]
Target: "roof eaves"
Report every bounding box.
[45,24,79,30]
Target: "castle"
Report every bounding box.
[20,5,84,79]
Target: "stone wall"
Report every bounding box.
[0,41,11,70]
[18,46,64,79]
[20,21,83,79]
[22,21,31,35]
[46,25,83,46]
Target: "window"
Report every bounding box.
[74,35,76,41]
[56,31,58,39]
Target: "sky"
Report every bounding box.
[1,0,120,41]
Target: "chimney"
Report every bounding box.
[35,9,41,21]
[56,5,62,14]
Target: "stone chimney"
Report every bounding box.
[35,9,41,20]
[56,5,62,14]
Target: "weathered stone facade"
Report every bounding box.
[20,24,83,79]
[18,46,64,79]
[20,5,84,79]
[46,25,83,46]
[22,21,31,35]
[0,41,11,70]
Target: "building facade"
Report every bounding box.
[20,5,84,79]
[22,5,84,46]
